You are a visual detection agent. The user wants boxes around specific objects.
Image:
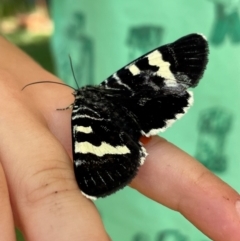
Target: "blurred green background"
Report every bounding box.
[0,0,54,73]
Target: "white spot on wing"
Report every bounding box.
[164,79,178,87]
[75,141,131,156]
[128,64,141,76]
[81,191,97,200]
[187,91,194,106]
[74,126,93,134]
[139,145,148,165]
[148,50,176,81]
[75,159,86,167]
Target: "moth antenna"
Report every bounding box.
[69,55,80,89]
[21,81,77,91]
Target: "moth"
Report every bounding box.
[23,33,209,200]
[71,34,209,200]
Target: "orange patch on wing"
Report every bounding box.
[140,136,152,144]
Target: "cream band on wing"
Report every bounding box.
[74,126,93,134]
[75,141,131,156]
[148,50,176,81]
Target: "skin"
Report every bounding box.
[0,35,239,241]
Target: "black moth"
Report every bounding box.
[72,33,209,200]
[23,33,209,200]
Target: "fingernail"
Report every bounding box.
[236,200,240,218]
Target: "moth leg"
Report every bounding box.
[56,103,74,111]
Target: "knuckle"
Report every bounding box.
[21,159,78,206]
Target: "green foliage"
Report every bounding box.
[18,36,55,74]
[5,31,55,73]
[0,0,34,18]
[16,229,24,241]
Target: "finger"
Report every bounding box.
[0,163,16,241]
[131,136,240,241]
[0,78,110,241]
[0,36,59,86]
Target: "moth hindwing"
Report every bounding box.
[72,33,209,200]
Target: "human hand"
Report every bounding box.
[0,36,239,241]
[0,36,110,241]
